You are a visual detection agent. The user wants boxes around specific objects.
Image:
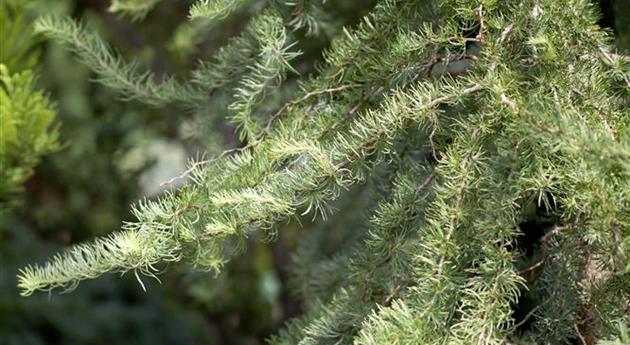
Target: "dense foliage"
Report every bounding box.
[3,0,629,344]
[0,1,60,207]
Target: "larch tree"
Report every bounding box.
[14,0,629,343]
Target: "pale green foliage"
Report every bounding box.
[18,225,179,295]
[108,0,163,20]
[598,322,630,345]
[189,0,249,20]
[228,10,301,141]
[17,0,630,343]
[0,1,40,72]
[33,16,206,108]
[171,0,255,58]
[0,0,60,208]
[0,65,60,205]
[191,20,261,90]
[282,0,328,36]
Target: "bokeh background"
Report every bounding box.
[1,0,627,344]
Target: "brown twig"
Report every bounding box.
[509,301,545,332]
[518,258,546,275]
[574,324,588,345]
[517,225,568,275]
[501,93,517,109]
[476,4,487,42]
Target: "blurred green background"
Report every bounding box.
[0,0,627,344]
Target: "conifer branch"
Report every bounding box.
[191,17,261,90]
[283,0,327,36]
[189,0,249,21]
[18,228,180,296]
[16,0,630,342]
[34,16,205,108]
[17,77,483,296]
[228,11,301,141]
[108,0,163,20]
[0,64,60,206]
